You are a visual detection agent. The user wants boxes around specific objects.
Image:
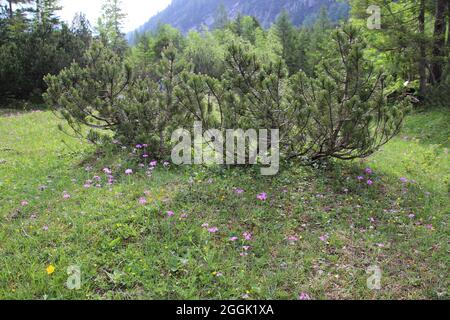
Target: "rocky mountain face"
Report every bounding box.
[130,0,349,36]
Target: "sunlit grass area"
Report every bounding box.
[0,109,448,299]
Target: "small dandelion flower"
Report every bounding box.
[46,265,55,275]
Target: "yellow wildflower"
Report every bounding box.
[46,265,55,275]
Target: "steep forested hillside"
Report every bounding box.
[131,0,349,36]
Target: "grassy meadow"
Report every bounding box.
[0,108,448,299]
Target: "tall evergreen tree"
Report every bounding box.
[213,2,228,30]
[97,0,127,55]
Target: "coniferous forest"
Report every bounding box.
[0,0,449,301]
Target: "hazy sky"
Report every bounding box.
[59,0,172,32]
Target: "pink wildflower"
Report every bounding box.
[167,211,174,217]
[256,192,267,201]
[298,292,312,300]
[139,197,147,205]
[125,169,133,175]
[243,232,252,241]
[208,227,219,233]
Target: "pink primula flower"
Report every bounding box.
[256,192,267,201]
[298,292,312,300]
[208,227,219,233]
[243,232,252,241]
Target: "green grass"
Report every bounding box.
[0,109,448,300]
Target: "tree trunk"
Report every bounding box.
[8,0,13,19]
[447,4,450,67]
[418,0,427,97]
[431,0,448,83]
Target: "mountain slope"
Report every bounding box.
[131,0,349,36]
